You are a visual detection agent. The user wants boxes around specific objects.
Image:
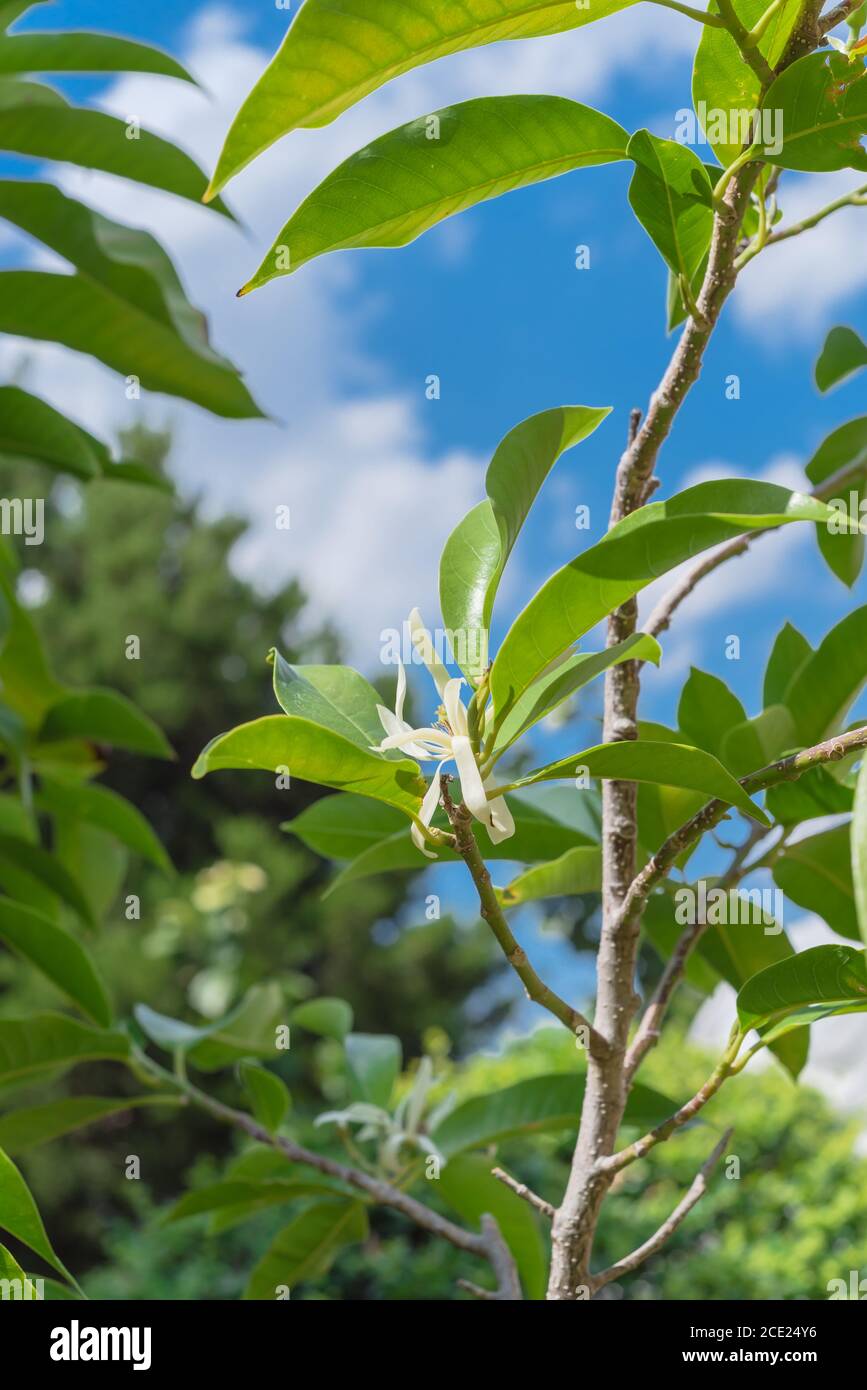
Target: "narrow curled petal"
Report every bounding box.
[442,677,468,739]
[395,659,408,723]
[486,793,516,845]
[452,735,491,828]
[374,706,433,759]
[409,608,451,698]
[377,726,452,758]
[411,761,449,859]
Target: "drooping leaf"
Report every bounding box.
[345,1033,401,1109]
[762,51,867,173]
[440,405,611,683]
[292,997,354,1041]
[0,1147,75,1285]
[208,0,638,199]
[437,1152,545,1299]
[242,97,628,291]
[816,325,867,392]
[243,1199,368,1300]
[0,385,99,478]
[0,32,195,82]
[693,0,802,165]
[500,739,770,826]
[193,715,425,818]
[498,846,601,907]
[627,130,714,289]
[35,778,171,873]
[490,480,844,717]
[773,824,860,940]
[737,944,867,1039]
[783,605,867,745]
[0,1095,178,1154]
[238,1061,291,1134]
[0,833,96,929]
[677,667,747,760]
[188,984,287,1072]
[39,688,173,759]
[763,621,812,708]
[805,416,867,587]
[0,1013,130,1085]
[133,1004,213,1052]
[431,1071,677,1160]
[0,897,112,1025]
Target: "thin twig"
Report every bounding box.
[765,183,867,247]
[590,1128,733,1291]
[492,1167,556,1220]
[820,0,864,33]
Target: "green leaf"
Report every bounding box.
[0,2,49,28]
[0,385,99,478]
[164,1179,341,1227]
[783,606,867,745]
[193,715,425,818]
[498,846,601,907]
[345,1033,401,1109]
[501,739,770,826]
[763,622,812,708]
[0,271,262,420]
[0,1013,130,1085]
[642,892,722,996]
[490,479,841,718]
[432,1072,676,1160]
[35,778,171,873]
[493,634,661,756]
[0,1146,75,1285]
[0,100,233,211]
[0,832,96,929]
[238,1061,290,1134]
[292,997,354,1041]
[0,897,112,1025]
[627,130,713,289]
[133,1004,213,1051]
[763,51,867,173]
[773,825,860,940]
[737,944,867,1037]
[0,32,195,82]
[188,984,287,1072]
[441,405,611,683]
[270,652,392,753]
[816,326,867,393]
[719,705,798,778]
[243,1199,368,1299]
[281,795,405,860]
[438,1152,545,1299]
[766,763,854,826]
[39,688,173,759]
[0,1241,40,1296]
[854,756,867,946]
[677,667,747,760]
[208,0,637,200]
[242,97,628,292]
[693,0,802,166]
[805,416,867,588]
[0,1095,178,1155]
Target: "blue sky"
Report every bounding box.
[6,2,867,1056]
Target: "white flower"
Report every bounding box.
[374,609,515,857]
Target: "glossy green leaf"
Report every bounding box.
[0,32,195,81]
[627,130,713,287]
[766,762,854,826]
[0,833,96,929]
[188,984,287,1072]
[0,2,50,28]
[0,1147,75,1285]
[271,652,392,753]
[854,756,867,946]
[773,825,860,940]
[0,1095,178,1155]
[737,944,867,1037]
[0,1013,130,1085]
[693,0,801,165]
[0,271,262,420]
[816,325,867,392]
[39,688,173,759]
[35,778,171,873]
[678,667,747,760]
[805,416,867,588]
[784,606,867,745]
[441,405,611,683]
[432,1071,677,1161]
[762,51,867,173]
[0,385,99,478]
[0,1241,40,1296]
[0,897,111,1025]
[208,0,637,199]
[641,892,722,996]
[243,97,628,291]
[345,1033,401,1109]
[498,846,601,907]
[763,621,812,708]
[501,739,770,826]
[490,480,842,717]
[243,1199,368,1300]
[292,997,354,1041]
[438,1152,545,1299]
[0,569,64,722]
[133,1003,213,1051]
[281,795,405,860]
[193,715,425,818]
[493,634,661,756]
[239,1061,291,1134]
[719,705,798,778]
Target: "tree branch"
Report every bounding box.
[493,1166,556,1220]
[764,182,867,247]
[820,0,864,33]
[590,1128,733,1291]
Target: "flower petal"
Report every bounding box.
[395,660,408,723]
[411,761,449,859]
[409,608,451,699]
[486,794,516,845]
[443,677,468,739]
[452,735,491,827]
